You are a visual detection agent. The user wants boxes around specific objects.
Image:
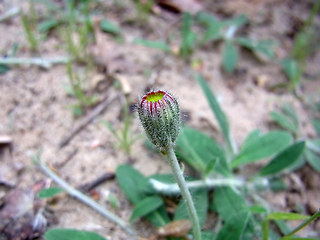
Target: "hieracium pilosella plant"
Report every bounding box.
[138,90,202,240]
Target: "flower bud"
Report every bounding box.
[138,90,180,150]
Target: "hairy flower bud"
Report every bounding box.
[138,90,180,150]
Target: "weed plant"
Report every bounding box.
[101,99,141,156]
[134,12,276,69]
[65,62,98,117]
[281,0,320,91]
[114,74,320,239]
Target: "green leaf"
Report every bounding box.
[202,231,216,240]
[100,19,121,35]
[216,209,250,240]
[229,14,248,28]
[0,64,10,74]
[176,127,230,176]
[196,12,223,43]
[38,19,59,33]
[44,228,106,240]
[213,187,248,220]
[281,58,301,85]
[130,196,163,221]
[174,188,208,227]
[259,141,305,176]
[38,187,64,199]
[148,174,175,184]
[267,212,309,221]
[231,131,293,168]
[235,37,276,58]
[145,205,171,227]
[305,148,320,172]
[116,165,152,204]
[312,119,320,135]
[134,39,171,53]
[270,104,299,135]
[223,41,238,73]
[196,74,233,152]
[250,205,268,214]
[241,130,262,151]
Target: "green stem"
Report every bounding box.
[282,209,320,239]
[165,144,202,240]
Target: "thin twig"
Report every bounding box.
[34,159,137,237]
[78,172,115,193]
[59,92,118,148]
[0,57,70,68]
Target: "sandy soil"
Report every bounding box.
[0,0,320,239]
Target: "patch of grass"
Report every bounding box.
[65,61,98,117]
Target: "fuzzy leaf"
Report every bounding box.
[231,131,292,168]
[116,165,152,204]
[44,229,106,240]
[213,187,248,220]
[216,209,250,240]
[176,127,230,176]
[130,196,163,221]
[259,141,305,176]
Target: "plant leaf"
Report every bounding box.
[145,205,171,227]
[44,228,106,240]
[223,41,238,73]
[100,19,121,35]
[270,111,298,134]
[213,187,248,220]
[216,209,250,240]
[37,187,64,199]
[304,148,320,172]
[196,74,233,152]
[259,141,305,176]
[180,12,197,58]
[174,188,208,227]
[0,64,10,74]
[175,127,230,176]
[38,19,59,33]
[130,195,163,221]
[116,165,152,204]
[228,14,248,28]
[312,119,320,135]
[281,58,301,85]
[231,131,293,168]
[267,212,309,221]
[196,12,223,43]
[134,39,171,53]
[241,130,262,151]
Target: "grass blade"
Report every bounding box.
[196,74,234,153]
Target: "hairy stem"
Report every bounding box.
[165,144,202,240]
